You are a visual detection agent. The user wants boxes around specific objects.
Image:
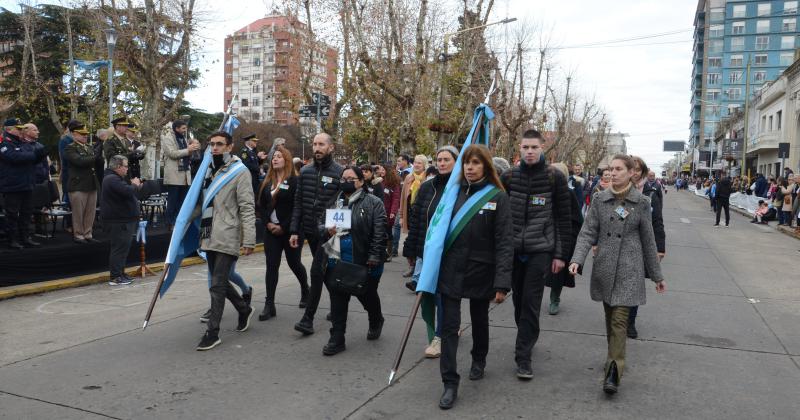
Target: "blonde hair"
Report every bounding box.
[551,162,569,178]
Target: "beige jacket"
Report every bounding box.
[161,128,192,186]
[196,156,256,256]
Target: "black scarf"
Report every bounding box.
[175,131,190,171]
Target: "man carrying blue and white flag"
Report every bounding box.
[194,131,256,351]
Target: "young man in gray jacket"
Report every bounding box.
[196,131,256,351]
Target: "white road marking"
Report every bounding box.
[680,218,691,224]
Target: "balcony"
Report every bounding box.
[750,130,781,152]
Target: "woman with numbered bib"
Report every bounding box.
[436,145,512,410]
[320,166,387,356]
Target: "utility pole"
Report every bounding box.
[742,54,752,179]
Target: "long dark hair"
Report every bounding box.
[382,164,400,188]
[461,145,504,191]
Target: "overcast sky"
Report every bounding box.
[4,0,695,169]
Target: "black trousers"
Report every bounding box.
[106,221,135,278]
[264,229,308,303]
[511,252,551,364]
[303,235,328,319]
[206,250,248,335]
[440,294,490,387]
[715,197,730,225]
[329,274,383,341]
[3,191,33,241]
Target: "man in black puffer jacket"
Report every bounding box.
[500,129,573,380]
[290,132,344,335]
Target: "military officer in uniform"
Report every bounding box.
[240,134,267,196]
[125,123,145,179]
[104,117,131,176]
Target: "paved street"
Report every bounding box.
[1,190,799,419]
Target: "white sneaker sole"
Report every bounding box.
[196,338,221,351]
[236,308,253,332]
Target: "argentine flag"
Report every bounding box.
[223,115,241,136]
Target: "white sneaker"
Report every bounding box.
[724,224,730,228]
[425,336,442,358]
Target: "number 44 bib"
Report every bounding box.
[325,209,352,229]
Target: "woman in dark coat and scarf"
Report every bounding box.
[319,165,387,356]
[436,145,513,410]
[546,162,582,315]
[627,156,666,338]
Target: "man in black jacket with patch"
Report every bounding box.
[501,129,573,380]
[289,132,344,335]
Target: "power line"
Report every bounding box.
[554,28,692,49]
[553,39,691,50]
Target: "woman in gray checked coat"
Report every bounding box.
[569,154,667,396]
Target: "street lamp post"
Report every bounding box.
[435,17,517,148]
[104,28,117,125]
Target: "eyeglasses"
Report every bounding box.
[340,177,358,183]
[209,141,227,147]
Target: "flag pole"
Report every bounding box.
[218,91,238,131]
[142,264,170,330]
[388,293,423,385]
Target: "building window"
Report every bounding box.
[782,35,796,49]
[252,98,260,107]
[757,20,771,33]
[732,21,746,34]
[786,1,798,14]
[268,54,274,62]
[755,54,768,65]
[729,38,743,51]
[710,24,724,37]
[241,98,249,107]
[727,88,742,100]
[761,115,767,132]
[707,73,720,85]
[756,35,770,50]
[253,57,261,66]
[706,105,722,118]
[769,115,774,130]
[729,71,743,83]
[706,89,721,101]
[709,57,723,67]
[730,55,744,67]
[253,73,261,80]
[732,5,746,18]
[728,104,741,115]
[252,113,260,121]
[754,70,767,82]
[780,52,794,65]
[758,3,772,16]
[777,110,783,129]
[783,18,797,31]
[252,84,260,93]
[267,111,273,117]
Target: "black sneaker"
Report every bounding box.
[22,237,41,248]
[367,319,384,340]
[8,241,24,250]
[405,280,417,292]
[199,309,211,323]
[516,362,533,380]
[236,306,253,332]
[108,277,132,286]
[196,332,221,351]
[294,315,314,335]
[242,286,253,306]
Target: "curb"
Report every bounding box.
[0,243,265,301]
[688,192,800,240]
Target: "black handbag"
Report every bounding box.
[326,260,370,296]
